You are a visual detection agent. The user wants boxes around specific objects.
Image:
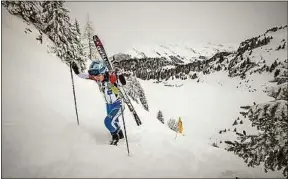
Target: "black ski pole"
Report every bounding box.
[121,105,130,156]
[70,62,80,125]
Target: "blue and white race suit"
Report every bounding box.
[77,73,124,134]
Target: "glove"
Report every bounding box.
[109,72,117,84]
[70,61,80,75]
[118,74,126,85]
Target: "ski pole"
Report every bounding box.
[70,62,80,125]
[118,85,142,126]
[121,105,130,156]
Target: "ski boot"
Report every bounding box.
[118,129,124,139]
[110,132,119,145]
[110,129,124,145]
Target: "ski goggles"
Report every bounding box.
[88,69,103,76]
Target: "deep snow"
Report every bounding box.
[1,7,283,178]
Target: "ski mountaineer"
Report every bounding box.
[70,60,126,145]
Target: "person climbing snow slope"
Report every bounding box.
[71,60,127,145]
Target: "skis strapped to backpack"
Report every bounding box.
[93,35,142,126]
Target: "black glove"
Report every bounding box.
[118,74,126,85]
[70,61,80,75]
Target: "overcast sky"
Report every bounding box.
[66,2,287,55]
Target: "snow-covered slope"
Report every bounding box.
[114,42,237,64]
[191,25,287,87]
[249,28,287,67]
[227,25,287,77]
[2,7,283,178]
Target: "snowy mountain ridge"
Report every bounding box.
[113,42,238,64]
[111,25,287,86]
[112,25,286,66]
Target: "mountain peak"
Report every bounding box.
[118,42,238,64]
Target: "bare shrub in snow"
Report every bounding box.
[157,110,164,124]
[168,118,178,132]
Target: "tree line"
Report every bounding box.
[2,1,98,69]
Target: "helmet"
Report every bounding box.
[88,60,108,76]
